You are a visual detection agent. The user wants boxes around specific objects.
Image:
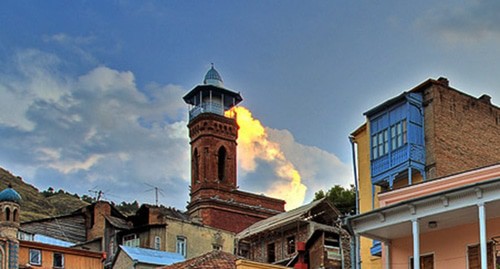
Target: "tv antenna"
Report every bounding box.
[144,183,165,206]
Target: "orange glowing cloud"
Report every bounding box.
[226,106,307,210]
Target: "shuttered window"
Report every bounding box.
[410,254,434,269]
[467,243,493,269]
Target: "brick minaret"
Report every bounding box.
[0,185,21,269]
[184,65,285,233]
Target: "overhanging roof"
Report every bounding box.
[236,198,340,239]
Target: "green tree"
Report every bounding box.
[116,200,140,216]
[314,184,356,215]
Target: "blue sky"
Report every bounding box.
[1,1,499,210]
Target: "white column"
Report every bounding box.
[412,219,420,269]
[385,241,391,269]
[478,203,487,269]
[355,235,360,269]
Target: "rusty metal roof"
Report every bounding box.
[236,198,340,239]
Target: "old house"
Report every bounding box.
[0,185,104,269]
[348,77,500,269]
[20,201,235,267]
[349,163,500,269]
[236,198,350,269]
[19,240,103,269]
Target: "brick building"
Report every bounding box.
[21,201,236,267]
[236,198,351,269]
[348,77,500,269]
[184,65,285,233]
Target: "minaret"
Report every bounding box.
[183,65,284,233]
[0,184,22,269]
[183,64,242,195]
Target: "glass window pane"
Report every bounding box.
[383,130,388,154]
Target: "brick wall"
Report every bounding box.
[87,202,111,241]
[422,82,500,179]
[189,186,285,233]
[189,113,238,191]
[247,226,309,263]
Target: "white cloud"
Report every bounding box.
[0,49,191,208]
[266,128,352,202]
[0,49,70,131]
[0,48,351,209]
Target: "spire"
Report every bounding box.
[203,63,224,87]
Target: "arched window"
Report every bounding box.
[218,146,226,181]
[193,148,199,182]
[5,208,10,221]
[13,209,18,222]
[154,236,161,250]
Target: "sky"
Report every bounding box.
[1,1,500,211]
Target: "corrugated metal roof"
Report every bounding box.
[236,198,339,239]
[121,246,184,266]
[34,234,74,247]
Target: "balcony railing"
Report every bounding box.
[189,102,224,120]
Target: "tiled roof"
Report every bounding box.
[159,250,237,269]
[120,246,184,266]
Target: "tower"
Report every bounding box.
[184,64,242,193]
[0,185,21,269]
[184,65,285,233]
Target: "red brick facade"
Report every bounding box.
[417,78,500,179]
[188,113,239,192]
[186,102,285,234]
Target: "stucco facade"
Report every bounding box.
[166,218,235,259]
[350,77,500,269]
[350,164,500,269]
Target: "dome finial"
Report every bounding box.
[204,64,224,87]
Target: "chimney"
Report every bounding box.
[437,77,449,86]
[479,94,492,104]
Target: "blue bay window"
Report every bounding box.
[365,92,426,189]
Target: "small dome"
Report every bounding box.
[0,185,22,203]
[203,64,224,87]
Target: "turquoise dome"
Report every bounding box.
[203,64,224,87]
[0,186,22,203]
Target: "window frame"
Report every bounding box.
[371,129,388,160]
[176,236,187,258]
[29,249,42,266]
[123,234,140,247]
[287,236,295,255]
[267,242,276,263]
[391,119,407,150]
[154,236,161,250]
[53,252,64,268]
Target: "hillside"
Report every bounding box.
[0,167,90,222]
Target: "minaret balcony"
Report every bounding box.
[190,102,232,120]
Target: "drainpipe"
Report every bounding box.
[132,259,138,269]
[349,135,361,269]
